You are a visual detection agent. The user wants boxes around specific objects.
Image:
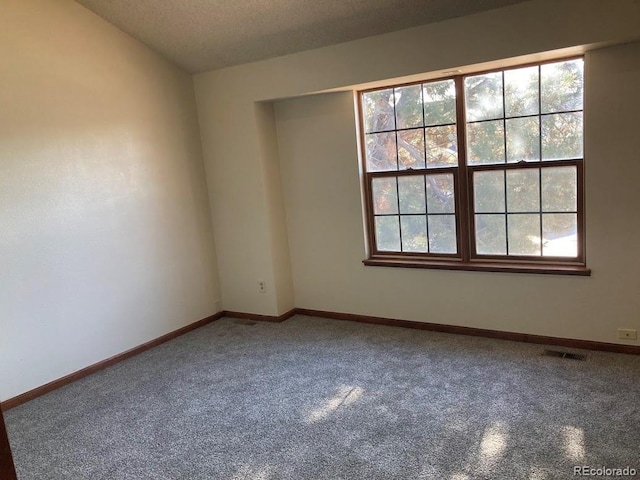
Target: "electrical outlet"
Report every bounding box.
[617,329,637,340]
[257,280,266,294]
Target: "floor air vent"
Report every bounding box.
[543,349,587,361]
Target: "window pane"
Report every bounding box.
[375,216,400,251]
[506,169,540,212]
[542,213,578,257]
[465,72,503,122]
[541,59,583,114]
[474,171,505,213]
[395,85,424,129]
[366,132,397,171]
[398,129,425,169]
[467,120,505,164]
[541,112,583,160]
[398,176,426,214]
[428,215,457,254]
[423,79,456,126]
[361,60,584,264]
[506,117,540,162]
[426,174,455,214]
[426,125,458,167]
[363,89,395,132]
[508,214,541,256]
[542,166,577,212]
[372,177,398,214]
[401,215,428,252]
[475,214,507,255]
[505,66,539,117]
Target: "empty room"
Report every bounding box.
[1,0,639,478]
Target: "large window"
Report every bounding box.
[360,58,588,275]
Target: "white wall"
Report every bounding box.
[195,0,640,342]
[274,41,640,344]
[0,0,221,401]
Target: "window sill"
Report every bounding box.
[363,257,591,276]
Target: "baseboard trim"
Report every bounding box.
[222,309,296,323]
[296,308,640,355]
[1,312,224,411]
[4,306,637,410]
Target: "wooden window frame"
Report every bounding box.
[359,57,590,276]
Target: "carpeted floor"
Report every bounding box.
[5,315,640,479]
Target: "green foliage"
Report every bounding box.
[395,85,423,129]
[398,129,425,169]
[372,177,398,214]
[465,72,503,121]
[505,65,539,117]
[398,176,425,213]
[506,117,539,162]
[467,120,504,164]
[401,216,428,252]
[423,80,456,125]
[363,89,394,132]
[428,215,457,253]
[375,216,400,251]
[541,59,583,113]
[366,132,397,171]
[541,113,583,160]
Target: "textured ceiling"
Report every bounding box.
[75,0,531,73]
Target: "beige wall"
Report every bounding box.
[274,40,640,344]
[0,0,221,401]
[254,102,295,314]
[195,0,640,342]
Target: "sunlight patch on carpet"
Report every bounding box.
[561,425,585,461]
[450,473,470,480]
[231,463,273,480]
[307,385,363,423]
[477,421,509,474]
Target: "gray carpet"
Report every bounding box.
[5,315,640,479]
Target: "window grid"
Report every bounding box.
[501,71,510,255]
[538,65,544,251]
[366,78,459,255]
[360,57,585,269]
[465,61,582,259]
[371,173,458,255]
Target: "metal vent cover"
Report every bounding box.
[542,349,587,361]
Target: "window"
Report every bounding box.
[360,58,589,275]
